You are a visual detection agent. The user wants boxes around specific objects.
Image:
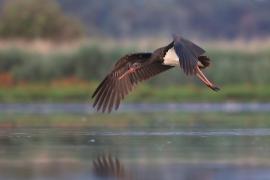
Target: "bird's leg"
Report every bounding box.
[196,66,220,91]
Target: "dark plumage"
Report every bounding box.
[92,35,220,113]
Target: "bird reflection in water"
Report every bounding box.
[92,154,133,180]
[92,154,216,180]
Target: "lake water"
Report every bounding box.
[1,103,270,180]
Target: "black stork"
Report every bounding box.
[92,35,220,113]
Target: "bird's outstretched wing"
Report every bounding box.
[92,53,173,113]
[173,35,205,75]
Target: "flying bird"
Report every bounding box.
[92,35,220,113]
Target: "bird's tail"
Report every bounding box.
[198,56,210,69]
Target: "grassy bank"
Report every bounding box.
[0,41,270,85]
[0,40,270,103]
[0,83,270,103]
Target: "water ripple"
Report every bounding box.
[2,129,270,137]
[90,129,270,137]
[1,103,270,114]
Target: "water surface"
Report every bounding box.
[0,103,270,180]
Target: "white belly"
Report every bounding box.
[163,48,180,66]
[163,48,203,68]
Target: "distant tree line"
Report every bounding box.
[58,0,270,39]
[0,0,85,40]
[0,0,269,40]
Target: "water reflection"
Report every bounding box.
[0,127,270,179]
[1,108,270,179]
[93,154,131,180]
[91,154,216,180]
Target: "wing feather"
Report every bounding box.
[92,53,173,113]
[173,35,205,75]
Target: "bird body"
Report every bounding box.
[163,47,181,66]
[92,35,220,113]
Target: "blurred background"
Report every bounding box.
[1,0,270,179]
[0,0,270,102]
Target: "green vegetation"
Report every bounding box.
[0,0,85,40]
[0,43,270,102]
[0,46,125,82]
[0,84,270,103]
[0,44,270,85]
